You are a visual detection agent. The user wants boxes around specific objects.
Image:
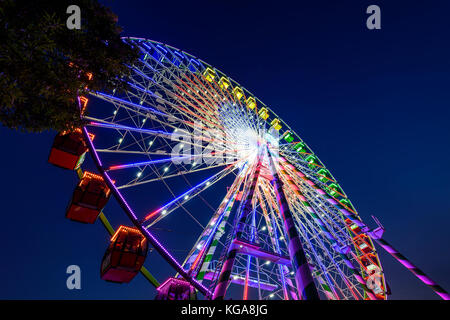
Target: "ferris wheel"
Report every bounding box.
[48,37,449,300]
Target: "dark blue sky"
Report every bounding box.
[1,0,449,299]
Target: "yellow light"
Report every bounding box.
[83,171,104,181]
[219,76,230,90]
[203,67,216,82]
[232,87,244,100]
[110,225,143,242]
[258,107,269,120]
[246,97,256,110]
[270,118,282,130]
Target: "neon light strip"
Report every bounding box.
[108,156,192,171]
[143,162,240,222]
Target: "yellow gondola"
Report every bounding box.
[258,107,269,120]
[246,97,256,110]
[232,87,244,100]
[203,67,216,82]
[218,76,230,90]
[270,118,282,130]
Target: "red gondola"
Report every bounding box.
[66,171,111,223]
[48,128,93,170]
[155,277,197,300]
[100,226,148,283]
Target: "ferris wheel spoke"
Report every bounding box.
[180,163,249,277]
[258,160,364,300]
[301,190,354,245]
[276,159,378,299]
[280,159,379,282]
[114,158,245,190]
[294,201,368,300]
[142,162,242,227]
[90,89,197,136]
[136,45,221,119]
[85,116,232,158]
[173,77,219,118]
[91,91,168,118]
[202,77,258,133]
[129,65,204,123]
[133,56,224,129]
[189,76,223,111]
[278,165,351,246]
[96,149,171,156]
[294,214,341,300]
[290,204,355,300]
[85,117,173,138]
[124,76,209,127]
[218,85,254,126]
[293,212,363,300]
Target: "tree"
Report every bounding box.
[0,0,139,132]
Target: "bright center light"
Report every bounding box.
[238,128,259,161]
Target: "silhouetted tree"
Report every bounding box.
[0,0,139,132]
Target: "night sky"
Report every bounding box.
[1,0,449,299]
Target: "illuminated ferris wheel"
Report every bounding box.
[48,37,449,300]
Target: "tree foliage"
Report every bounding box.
[0,0,139,132]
